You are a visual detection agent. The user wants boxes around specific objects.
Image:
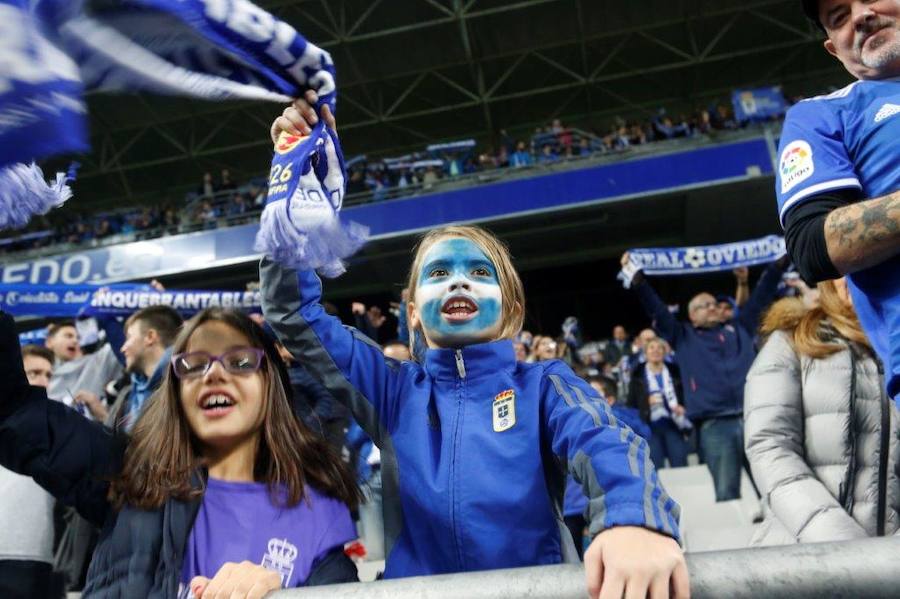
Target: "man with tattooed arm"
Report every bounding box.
[780,0,900,402]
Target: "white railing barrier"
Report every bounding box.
[273,536,900,599]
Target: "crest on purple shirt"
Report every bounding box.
[261,537,299,587]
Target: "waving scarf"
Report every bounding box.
[1,0,364,274]
[619,235,786,288]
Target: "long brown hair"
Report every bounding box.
[760,280,871,359]
[406,225,525,356]
[109,308,360,510]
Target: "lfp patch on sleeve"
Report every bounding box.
[779,139,814,194]
[493,389,516,432]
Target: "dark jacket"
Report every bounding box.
[630,263,782,421]
[628,362,685,424]
[0,389,357,598]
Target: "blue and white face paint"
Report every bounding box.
[412,238,503,349]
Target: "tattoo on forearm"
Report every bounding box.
[827,192,900,252]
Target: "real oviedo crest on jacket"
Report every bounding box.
[492,389,516,432]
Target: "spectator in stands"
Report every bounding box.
[107,306,183,433]
[0,309,361,596]
[0,345,62,599]
[621,252,788,500]
[45,321,123,417]
[513,340,528,362]
[200,200,218,229]
[576,137,593,156]
[745,280,900,545]
[538,143,559,164]
[553,118,573,152]
[226,193,249,218]
[162,206,180,234]
[510,140,533,167]
[628,338,690,469]
[603,325,631,366]
[422,166,439,189]
[199,172,216,198]
[218,168,237,193]
[530,335,558,362]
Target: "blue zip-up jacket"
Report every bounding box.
[260,258,680,578]
[631,262,783,421]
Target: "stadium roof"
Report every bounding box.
[72,0,850,207]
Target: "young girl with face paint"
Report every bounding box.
[0,309,360,598]
[263,97,688,599]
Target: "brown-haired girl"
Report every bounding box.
[267,93,688,599]
[0,308,359,598]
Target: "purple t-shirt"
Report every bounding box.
[178,478,356,597]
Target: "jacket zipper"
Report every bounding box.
[450,349,466,571]
[877,362,889,536]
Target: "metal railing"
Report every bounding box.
[273,536,900,599]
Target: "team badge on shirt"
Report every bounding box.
[492,389,516,432]
[779,140,814,194]
[260,537,298,587]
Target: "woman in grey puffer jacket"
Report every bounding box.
[744,278,900,546]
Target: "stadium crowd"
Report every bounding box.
[0,98,779,257]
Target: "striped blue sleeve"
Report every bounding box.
[542,361,680,542]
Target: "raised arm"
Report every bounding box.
[621,253,683,347]
[735,260,785,334]
[0,312,122,526]
[745,331,867,542]
[259,258,403,443]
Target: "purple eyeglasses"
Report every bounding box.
[170,347,266,379]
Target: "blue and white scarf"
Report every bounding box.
[619,235,786,288]
[1,0,363,274]
[645,365,691,431]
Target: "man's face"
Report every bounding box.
[23,355,52,388]
[689,293,722,328]
[820,0,900,79]
[121,322,150,374]
[718,301,735,321]
[612,326,626,342]
[46,326,79,362]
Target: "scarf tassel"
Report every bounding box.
[0,163,74,230]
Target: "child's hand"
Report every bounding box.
[584,526,689,599]
[270,89,337,144]
[190,561,281,599]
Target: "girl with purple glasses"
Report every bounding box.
[0,308,360,598]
